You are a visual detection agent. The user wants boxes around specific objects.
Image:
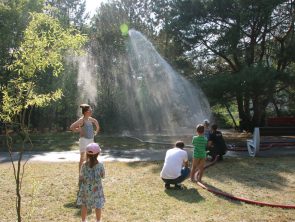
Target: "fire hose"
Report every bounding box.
[198,155,295,209]
[126,136,295,209]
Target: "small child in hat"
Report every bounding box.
[77,143,105,222]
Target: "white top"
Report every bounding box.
[160,148,188,179]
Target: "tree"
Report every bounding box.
[0,12,87,221]
[45,0,87,28]
[23,0,88,132]
[168,0,295,130]
[88,0,150,131]
[0,0,44,133]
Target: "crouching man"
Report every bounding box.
[160,141,190,190]
[208,124,227,161]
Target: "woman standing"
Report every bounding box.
[70,104,100,175]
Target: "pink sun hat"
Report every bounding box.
[86,143,101,155]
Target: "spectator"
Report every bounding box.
[191,124,207,182]
[77,143,105,222]
[208,124,227,161]
[70,104,100,176]
[160,141,190,189]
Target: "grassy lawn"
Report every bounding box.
[0,157,294,222]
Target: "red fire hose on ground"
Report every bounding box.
[198,155,295,209]
[127,136,295,209]
[196,181,295,209]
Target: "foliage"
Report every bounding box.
[0,11,87,222]
[1,0,295,133]
[1,12,87,124]
[211,104,238,128]
[166,0,295,129]
[26,0,88,132]
[45,0,87,28]
[0,0,44,121]
[0,79,62,123]
[88,0,153,132]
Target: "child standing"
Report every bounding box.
[77,143,105,222]
[191,124,207,182]
[70,104,100,175]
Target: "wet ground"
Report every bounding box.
[1,145,295,164]
[0,129,294,163]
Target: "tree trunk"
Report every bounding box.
[252,95,269,127]
[224,103,238,129]
[272,99,281,116]
[236,94,252,131]
[16,152,22,222]
[252,96,261,126]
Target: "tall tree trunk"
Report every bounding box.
[224,103,238,129]
[12,135,25,222]
[272,98,281,116]
[252,96,261,126]
[236,94,252,131]
[16,157,22,222]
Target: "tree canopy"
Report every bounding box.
[1,0,294,133]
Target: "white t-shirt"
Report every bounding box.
[160,148,188,179]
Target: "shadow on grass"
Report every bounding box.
[165,187,205,203]
[126,161,163,173]
[204,156,295,191]
[0,132,79,152]
[63,202,82,217]
[64,201,92,217]
[0,133,170,152]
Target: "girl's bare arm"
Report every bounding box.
[91,117,100,135]
[70,118,83,132]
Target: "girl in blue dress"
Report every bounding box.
[77,143,105,222]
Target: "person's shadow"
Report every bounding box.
[164,185,205,203]
[64,201,81,217]
[64,197,93,217]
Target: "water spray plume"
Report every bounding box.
[123,29,212,135]
[73,54,98,115]
[71,30,211,135]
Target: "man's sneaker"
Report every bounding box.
[165,183,171,189]
[174,184,184,190]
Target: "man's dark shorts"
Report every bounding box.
[162,167,191,185]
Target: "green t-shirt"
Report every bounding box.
[192,135,207,158]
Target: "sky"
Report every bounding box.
[85,0,105,17]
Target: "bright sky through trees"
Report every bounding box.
[85,0,104,16]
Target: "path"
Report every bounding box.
[1,146,295,163]
[0,148,169,163]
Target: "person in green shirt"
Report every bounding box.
[191,124,207,182]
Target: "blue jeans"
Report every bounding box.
[162,167,191,185]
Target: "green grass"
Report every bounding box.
[0,157,294,222]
